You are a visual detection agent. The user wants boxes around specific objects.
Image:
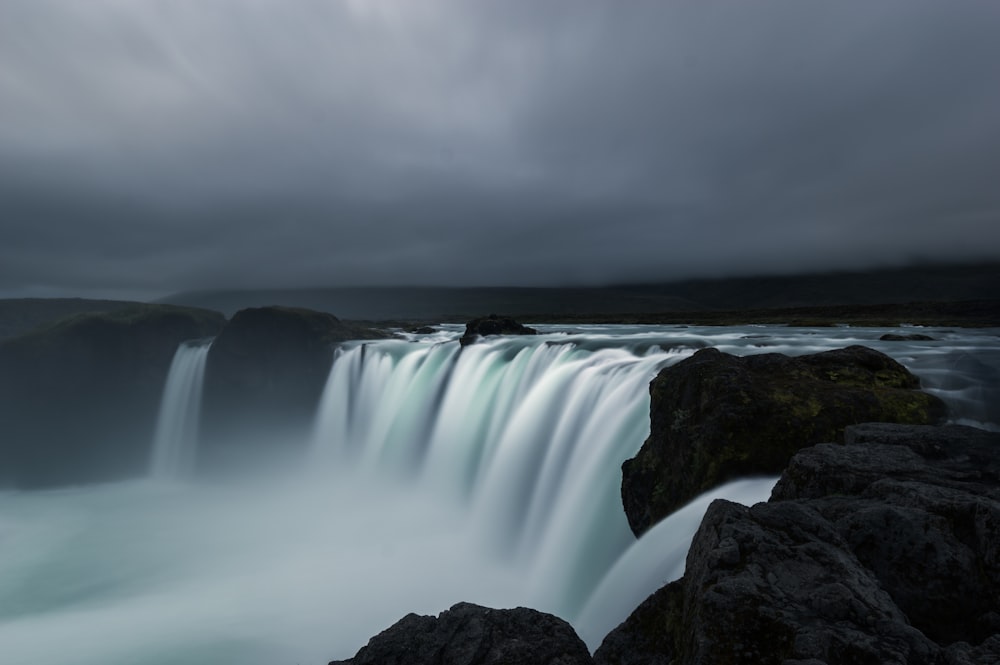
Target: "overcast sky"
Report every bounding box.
[2,0,999,300]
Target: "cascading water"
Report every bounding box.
[1,324,997,665]
[150,340,212,479]
[311,334,688,614]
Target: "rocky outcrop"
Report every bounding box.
[596,423,1000,665]
[459,314,537,346]
[199,306,388,466]
[880,333,935,341]
[330,602,594,665]
[621,346,947,536]
[0,304,225,487]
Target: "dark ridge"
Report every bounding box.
[0,297,144,340]
[157,262,1000,321]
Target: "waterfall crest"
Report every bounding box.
[150,340,212,479]
[311,334,690,613]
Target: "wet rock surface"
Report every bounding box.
[330,602,594,665]
[597,423,1000,665]
[621,345,948,536]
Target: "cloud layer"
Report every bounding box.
[2,0,999,298]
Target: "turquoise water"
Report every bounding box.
[1,324,997,664]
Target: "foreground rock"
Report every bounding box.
[0,304,225,487]
[621,346,947,536]
[459,314,537,346]
[200,306,388,466]
[596,423,1000,664]
[330,602,594,665]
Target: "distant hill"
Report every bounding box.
[158,262,1000,321]
[158,286,702,320]
[0,298,143,340]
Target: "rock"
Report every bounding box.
[330,602,594,665]
[409,325,438,335]
[772,423,1000,646]
[880,333,935,341]
[621,345,947,536]
[0,304,225,487]
[597,424,1000,664]
[200,306,388,466]
[459,314,537,346]
[772,423,1000,502]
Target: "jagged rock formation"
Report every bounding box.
[459,314,537,346]
[0,304,225,487]
[330,602,594,665]
[621,346,947,536]
[199,306,388,466]
[596,423,1000,665]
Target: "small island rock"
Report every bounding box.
[880,332,935,341]
[459,314,537,346]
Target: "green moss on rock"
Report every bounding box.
[621,345,947,537]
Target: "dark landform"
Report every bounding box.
[156,262,1000,323]
[0,304,385,487]
[199,307,388,470]
[0,304,224,486]
[0,297,143,340]
[2,264,997,339]
[459,314,538,346]
[621,345,947,536]
[329,602,593,665]
[597,423,1000,665]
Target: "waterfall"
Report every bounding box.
[150,340,212,479]
[5,324,997,664]
[311,333,693,616]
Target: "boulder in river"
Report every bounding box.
[621,345,948,536]
[459,314,537,346]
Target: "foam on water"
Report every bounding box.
[1,324,997,664]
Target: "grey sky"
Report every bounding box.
[1,0,998,300]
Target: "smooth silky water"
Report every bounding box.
[1,324,997,664]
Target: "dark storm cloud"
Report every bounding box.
[1,0,999,298]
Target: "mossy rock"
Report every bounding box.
[621,346,947,537]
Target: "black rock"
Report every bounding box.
[880,333,935,341]
[200,306,387,466]
[771,423,1000,646]
[621,345,947,536]
[330,602,594,665]
[597,424,1000,665]
[459,314,537,346]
